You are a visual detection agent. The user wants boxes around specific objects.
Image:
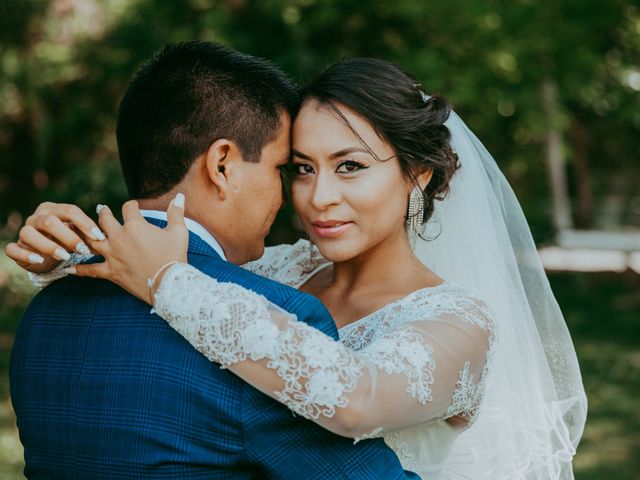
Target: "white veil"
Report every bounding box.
[413,109,588,479]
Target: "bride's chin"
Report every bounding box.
[314,241,359,263]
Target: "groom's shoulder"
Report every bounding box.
[23,274,143,321]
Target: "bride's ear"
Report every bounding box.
[203,139,243,201]
[415,168,433,191]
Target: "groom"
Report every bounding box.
[9,42,417,478]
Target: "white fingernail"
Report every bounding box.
[62,266,76,275]
[96,204,106,215]
[173,193,185,209]
[54,248,71,261]
[28,253,44,264]
[91,227,106,241]
[76,242,91,255]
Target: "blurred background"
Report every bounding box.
[0,0,639,478]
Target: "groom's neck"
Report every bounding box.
[137,195,172,212]
[136,195,215,232]
[136,193,236,259]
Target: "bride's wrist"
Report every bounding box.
[147,260,181,305]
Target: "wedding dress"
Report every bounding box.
[160,240,496,479]
[31,240,496,480]
[30,106,586,479]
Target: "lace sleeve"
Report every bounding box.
[154,263,495,439]
[28,254,93,288]
[241,244,293,278]
[241,239,327,285]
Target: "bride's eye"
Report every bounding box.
[292,163,314,175]
[336,160,368,174]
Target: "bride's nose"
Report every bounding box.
[310,170,342,210]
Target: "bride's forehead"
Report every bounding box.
[296,100,370,129]
[293,102,385,152]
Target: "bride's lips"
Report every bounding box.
[311,220,353,238]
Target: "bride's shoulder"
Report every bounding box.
[409,282,495,331]
[242,239,328,285]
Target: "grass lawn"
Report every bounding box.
[0,270,638,479]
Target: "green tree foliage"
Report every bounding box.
[0,0,640,239]
[1,3,640,478]
[0,0,638,240]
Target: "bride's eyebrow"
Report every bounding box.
[292,147,371,160]
[328,147,370,159]
[292,149,311,160]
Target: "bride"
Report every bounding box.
[8,58,586,479]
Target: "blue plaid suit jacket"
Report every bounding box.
[11,220,418,479]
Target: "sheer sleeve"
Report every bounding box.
[28,253,93,289]
[241,244,298,278]
[153,262,496,439]
[241,239,329,286]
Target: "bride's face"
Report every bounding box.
[291,100,412,262]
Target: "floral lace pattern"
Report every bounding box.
[359,326,435,405]
[384,431,419,471]
[339,283,496,424]
[28,253,93,288]
[242,239,328,288]
[155,262,363,420]
[247,242,495,428]
[32,240,497,478]
[339,284,494,351]
[446,361,481,421]
[153,248,495,435]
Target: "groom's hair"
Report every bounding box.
[116,41,300,199]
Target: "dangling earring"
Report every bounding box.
[407,186,425,235]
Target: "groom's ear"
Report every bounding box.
[203,139,244,201]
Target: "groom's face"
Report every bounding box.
[220,114,291,264]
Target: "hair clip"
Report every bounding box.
[412,83,431,105]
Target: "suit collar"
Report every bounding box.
[141,210,226,260]
[143,216,223,260]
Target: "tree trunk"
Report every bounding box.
[541,78,573,231]
[569,112,594,228]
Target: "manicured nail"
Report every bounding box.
[76,242,91,256]
[62,266,76,275]
[28,253,44,264]
[96,204,106,215]
[53,248,71,261]
[173,193,185,209]
[91,227,106,241]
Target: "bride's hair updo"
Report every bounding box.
[301,57,460,225]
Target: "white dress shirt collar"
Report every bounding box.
[140,209,227,260]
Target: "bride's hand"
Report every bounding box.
[4,202,106,274]
[69,194,189,305]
